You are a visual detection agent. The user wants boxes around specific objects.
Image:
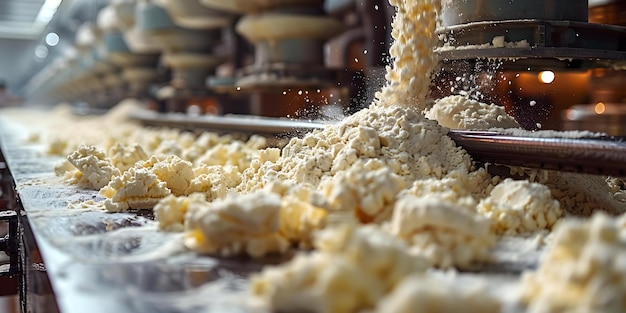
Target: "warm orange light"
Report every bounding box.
[592,68,606,77]
[595,102,606,114]
[538,71,555,84]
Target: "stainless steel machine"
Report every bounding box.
[435,0,626,132]
[21,0,393,119]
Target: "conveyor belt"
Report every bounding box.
[0,115,534,313]
[0,117,268,313]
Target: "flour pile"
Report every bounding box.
[8,0,625,311]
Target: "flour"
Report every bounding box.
[184,191,289,258]
[2,0,624,310]
[250,225,429,313]
[389,195,496,268]
[427,95,520,130]
[521,213,626,312]
[478,179,562,235]
[375,273,503,313]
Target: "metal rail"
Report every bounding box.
[447,131,626,177]
[436,19,626,70]
[131,111,626,177]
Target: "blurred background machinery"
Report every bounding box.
[5,0,395,121]
[0,0,625,132]
[434,0,626,134]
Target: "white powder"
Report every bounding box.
[154,193,206,232]
[184,191,288,258]
[389,195,496,268]
[375,0,441,110]
[521,213,626,312]
[376,273,503,313]
[66,145,121,190]
[3,0,624,310]
[495,128,604,139]
[319,159,406,224]
[508,167,626,216]
[427,95,520,130]
[437,36,531,52]
[548,172,626,216]
[478,179,562,235]
[250,225,429,313]
[239,105,472,192]
[108,143,149,173]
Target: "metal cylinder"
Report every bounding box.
[135,2,175,32]
[255,39,325,65]
[441,0,589,27]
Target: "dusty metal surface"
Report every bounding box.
[437,19,626,70]
[0,119,277,313]
[129,110,328,137]
[447,130,626,177]
[0,116,550,313]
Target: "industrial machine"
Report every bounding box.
[435,0,626,132]
[1,1,626,312]
[17,0,626,134]
[20,0,391,119]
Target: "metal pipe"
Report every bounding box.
[440,0,589,27]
